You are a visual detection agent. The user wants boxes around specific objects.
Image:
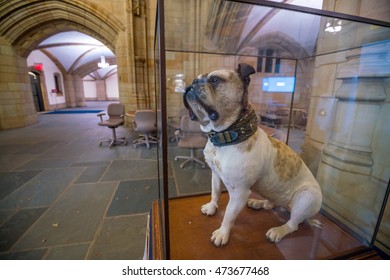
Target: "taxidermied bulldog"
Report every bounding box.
[183,63,322,246]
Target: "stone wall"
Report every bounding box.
[0,38,37,130]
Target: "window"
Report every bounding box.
[275,58,281,73]
[257,49,281,74]
[53,73,63,94]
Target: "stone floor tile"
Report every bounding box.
[0,170,42,200]
[106,179,160,216]
[75,165,108,183]
[0,248,47,260]
[123,147,141,159]
[101,160,159,182]
[0,167,84,210]
[16,158,74,170]
[76,146,129,162]
[0,207,47,251]
[172,162,212,195]
[138,146,159,159]
[15,141,61,155]
[0,209,15,226]
[0,154,37,172]
[36,143,87,159]
[88,214,148,260]
[45,243,90,260]
[0,144,25,155]
[71,161,111,167]
[12,182,117,250]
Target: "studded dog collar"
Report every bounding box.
[207,109,258,147]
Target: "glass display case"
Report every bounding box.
[153,0,390,260]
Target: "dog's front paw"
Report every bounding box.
[201,202,217,216]
[211,228,230,247]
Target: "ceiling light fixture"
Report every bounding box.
[98,55,109,68]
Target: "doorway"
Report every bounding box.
[29,71,44,112]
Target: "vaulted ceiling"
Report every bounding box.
[31,31,117,79]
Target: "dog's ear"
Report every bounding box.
[236,63,255,110]
[236,63,256,86]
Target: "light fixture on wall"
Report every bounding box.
[325,19,342,33]
[98,55,109,68]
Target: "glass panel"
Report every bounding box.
[159,0,390,259]
[165,51,221,197]
[301,37,390,251]
[164,0,390,59]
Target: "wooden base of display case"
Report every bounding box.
[150,200,164,260]
[151,193,379,260]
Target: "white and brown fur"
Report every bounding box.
[184,63,322,246]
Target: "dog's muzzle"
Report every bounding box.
[183,86,197,121]
[183,85,219,122]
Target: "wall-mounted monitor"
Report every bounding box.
[262,77,295,92]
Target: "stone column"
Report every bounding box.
[133,0,150,109]
[0,38,37,130]
[73,75,86,107]
[135,57,147,108]
[63,74,86,107]
[317,43,390,241]
[115,0,139,114]
[63,73,76,107]
[96,80,107,101]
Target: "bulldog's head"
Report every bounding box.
[183,63,256,132]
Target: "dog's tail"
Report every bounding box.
[307,218,323,229]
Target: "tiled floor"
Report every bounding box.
[0,101,211,260]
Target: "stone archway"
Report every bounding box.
[0,0,126,130]
[1,0,124,56]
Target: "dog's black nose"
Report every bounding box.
[184,86,193,93]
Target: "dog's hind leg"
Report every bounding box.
[247,198,274,210]
[266,188,321,243]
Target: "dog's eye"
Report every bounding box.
[209,76,220,86]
